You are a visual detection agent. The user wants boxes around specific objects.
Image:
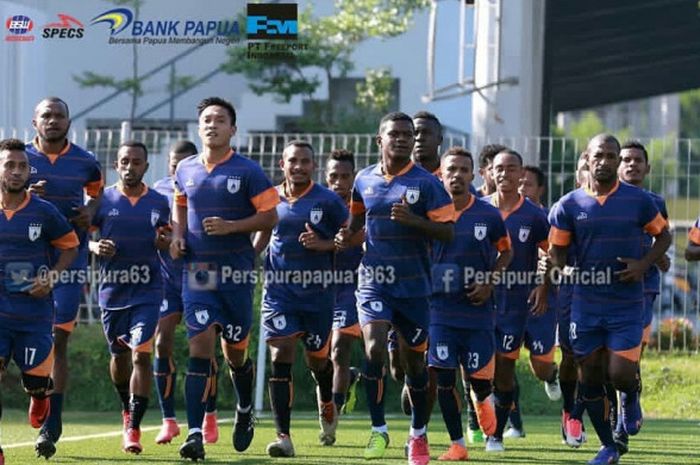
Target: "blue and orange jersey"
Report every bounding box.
[350,161,454,298]
[92,184,169,310]
[690,216,700,246]
[0,192,79,331]
[431,195,511,329]
[549,181,666,306]
[642,190,668,295]
[153,175,183,294]
[173,150,279,291]
[264,182,348,303]
[483,194,549,313]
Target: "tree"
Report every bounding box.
[223,0,429,131]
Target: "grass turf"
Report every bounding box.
[1,409,698,464]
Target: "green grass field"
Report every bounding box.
[1,410,698,464]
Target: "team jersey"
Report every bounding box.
[335,200,363,274]
[690,216,700,246]
[173,150,279,291]
[153,175,183,294]
[264,182,348,303]
[0,193,79,331]
[431,195,511,329]
[483,194,549,313]
[549,181,666,307]
[350,161,454,298]
[92,184,170,310]
[642,190,668,295]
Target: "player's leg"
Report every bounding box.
[0,355,5,462]
[388,329,411,416]
[489,323,524,452]
[202,358,219,445]
[461,370,483,444]
[101,309,132,427]
[154,308,182,444]
[526,310,561,401]
[266,335,297,457]
[331,329,357,412]
[505,373,525,438]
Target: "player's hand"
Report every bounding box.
[93,239,116,258]
[154,226,171,251]
[656,254,671,272]
[71,205,92,230]
[299,223,323,251]
[615,257,647,282]
[28,179,47,197]
[202,216,233,235]
[528,284,548,316]
[170,237,186,259]
[335,227,352,251]
[390,195,419,226]
[26,277,53,299]
[466,283,493,306]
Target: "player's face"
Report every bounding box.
[441,154,474,197]
[281,145,314,186]
[32,101,70,143]
[492,153,523,194]
[377,120,415,163]
[480,160,496,190]
[325,159,353,199]
[618,147,649,185]
[587,141,620,184]
[115,146,148,188]
[168,151,191,177]
[0,150,30,194]
[412,118,441,165]
[198,105,236,150]
[519,170,543,203]
[575,157,589,188]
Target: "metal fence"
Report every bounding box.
[12,127,699,352]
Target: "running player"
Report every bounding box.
[686,217,700,261]
[430,146,512,461]
[26,97,103,456]
[549,133,671,465]
[0,138,79,463]
[256,141,347,456]
[89,141,170,454]
[172,97,279,461]
[335,112,454,465]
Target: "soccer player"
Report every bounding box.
[26,97,103,456]
[482,149,550,452]
[256,140,348,457]
[430,146,512,461]
[476,144,505,198]
[686,218,700,260]
[89,141,170,454]
[0,138,79,463]
[171,97,279,461]
[326,149,363,416]
[151,140,220,445]
[335,112,454,465]
[614,140,669,454]
[549,134,670,465]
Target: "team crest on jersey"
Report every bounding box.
[370,301,383,312]
[405,187,420,204]
[227,176,241,194]
[185,178,195,187]
[436,343,449,361]
[310,207,323,225]
[108,208,120,217]
[150,209,160,227]
[28,223,42,241]
[518,225,531,242]
[272,315,287,330]
[30,166,38,174]
[474,223,487,241]
[363,186,374,195]
[195,309,209,325]
[576,211,588,221]
[130,324,144,346]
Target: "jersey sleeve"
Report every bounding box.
[425,176,455,223]
[247,163,280,212]
[173,166,187,208]
[84,153,104,198]
[489,213,511,252]
[638,191,665,236]
[690,217,700,246]
[548,199,573,246]
[350,173,366,216]
[45,203,80,250]
[534,208,550,250]
[158,196,171,228]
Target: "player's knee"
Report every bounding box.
[365,339,385,364]
[22,373,53,397]
[436,368,456,390]
[330,342,349,366]
[470,378,492,401]
[132,351,151,369]
[154,338,173,358]
[531,360,554,381]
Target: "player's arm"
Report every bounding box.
[170,200,188,260]
[335,213,365,251]
[617,215,671,282]
[390,195,454,242]
[203,209,278,236]
[468,237,512,306]
[73,169,105,230]
[253,229,272,255]
[30,223,80,298]
[685,220,700,261]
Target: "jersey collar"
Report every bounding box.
[32,137,71,164]
[279,180,314,204]
[116,182,149,207]
[375,160,414,182]
[584,180,620,206]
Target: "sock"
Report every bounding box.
[509,376,523,430]
[363,360,386,428]
[333,392,346,411]
[464,383,480,430]
[560,380,577,414]
[311,360,334,404]
[437,370,463,441]
[205,358,218,414]
[371,424,388,434]
[453,437,466,447]
[605,382,618,431]
[154,357,176,419]
[570,381,585,421]
[269,362,293,435]
[44,393,64,439]
[114,383,130,412]
[580,383,614,447]
[406,368,429,430]
[493,388,514,440]
[185,357,212,431]
[128,395,149,430]
[230,358,254,411]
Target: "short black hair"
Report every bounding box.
[413,111,441,126]
[442,146,473,167]
[118,140,149,161]
[284,140,315,157]
[0,138,26,152]
[378,111,414,134]
[197,97,236,126]
[524,165,546,187]
[170,140,198,156]
[327,149,354,170]
[478,143,508,168]
[494,148,523,166]
[620,140,648,163]
[37,96,70,118]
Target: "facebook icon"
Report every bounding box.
[432,264,460,294]
[247,3,298,40]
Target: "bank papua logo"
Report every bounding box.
[5,14,35,41]
[91,8,133,35]
[42,14,84,39]
[246,3,297,40]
